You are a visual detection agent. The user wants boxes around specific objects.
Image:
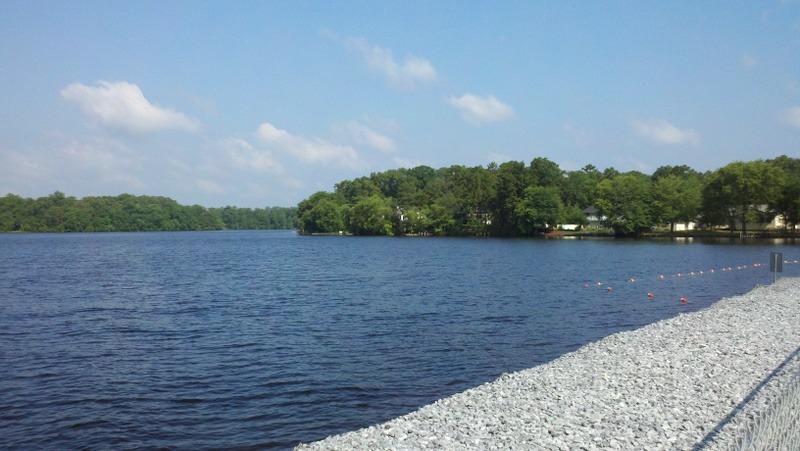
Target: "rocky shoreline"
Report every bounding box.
[297,277,800,450]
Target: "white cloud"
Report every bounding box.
[61,81,200,133]
[447,94,515,125]
[347,121,396,153]
[344,37,437,89]
[222,137,283,174]
[631,119,700,146]
[780,106,800,129]
[256,122,366,170]
[0,134,145,193]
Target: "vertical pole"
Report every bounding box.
[770,252,783,284]
[773,252,777,284]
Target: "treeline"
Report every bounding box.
[0,192,298,232]
[297,156,800,237]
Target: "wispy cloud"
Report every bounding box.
[447,94,515,125]
[780,106,800,129]
[222,137,283,174]
[61,81,200,133]
[256,122,366,170]
[342,36,437,89]
[0,133,145,193]
[631,119,699,146]
[346,121,396,153]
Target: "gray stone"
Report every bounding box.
[297,278,800,450]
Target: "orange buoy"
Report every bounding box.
[606,287,613,292]
[647,292,654,299]
[680,297,688,304]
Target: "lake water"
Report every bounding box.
[1,231,797,449]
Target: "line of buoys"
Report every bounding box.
[584,257,797,303]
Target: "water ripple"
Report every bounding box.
[0,231,796,449]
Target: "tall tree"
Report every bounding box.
[595,173,654,235]
[768,155,800,233]
[528,157,563,188]
[651,164,701,181]
[298,191,345,234]
[346,195,395,236]
[443,165,496,235]
[489,161,529,236]
[701,161,784,234]
[334,177,380,204]
[515,186,562,235]
[561,167,602,208]
[652,174,703,232]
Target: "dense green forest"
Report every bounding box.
[0,192,298,232]
[297,156,800,237]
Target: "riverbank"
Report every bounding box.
[297,277,800,450]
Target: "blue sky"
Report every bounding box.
[1,1,799,207]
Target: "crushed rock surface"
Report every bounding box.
[297,278,800,450]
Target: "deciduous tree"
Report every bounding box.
[595,173,654,235]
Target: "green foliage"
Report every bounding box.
[768,155,800,230]
[297,192,344,234]
[346,195,395,236]
[561,167,601,208]
[426,192,459,236]
[651,164,701,181]
[528,157,563,188]
[210,205,297,230]
[652,174,703,230]
[12,156,798,237]
[335,177,380,203]
[702,160,784,233]
[489,161,529,236]
[558,204,588,226]
[515,186,562,235]
[296,156,800,237]
[595,173,654,235]
[0,192,296,233]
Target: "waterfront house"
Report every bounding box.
[582,206,606,228]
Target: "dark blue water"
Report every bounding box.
[1,231,797,449]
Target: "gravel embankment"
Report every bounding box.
[297,277,800,450]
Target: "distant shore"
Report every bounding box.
[297,278,800,450]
